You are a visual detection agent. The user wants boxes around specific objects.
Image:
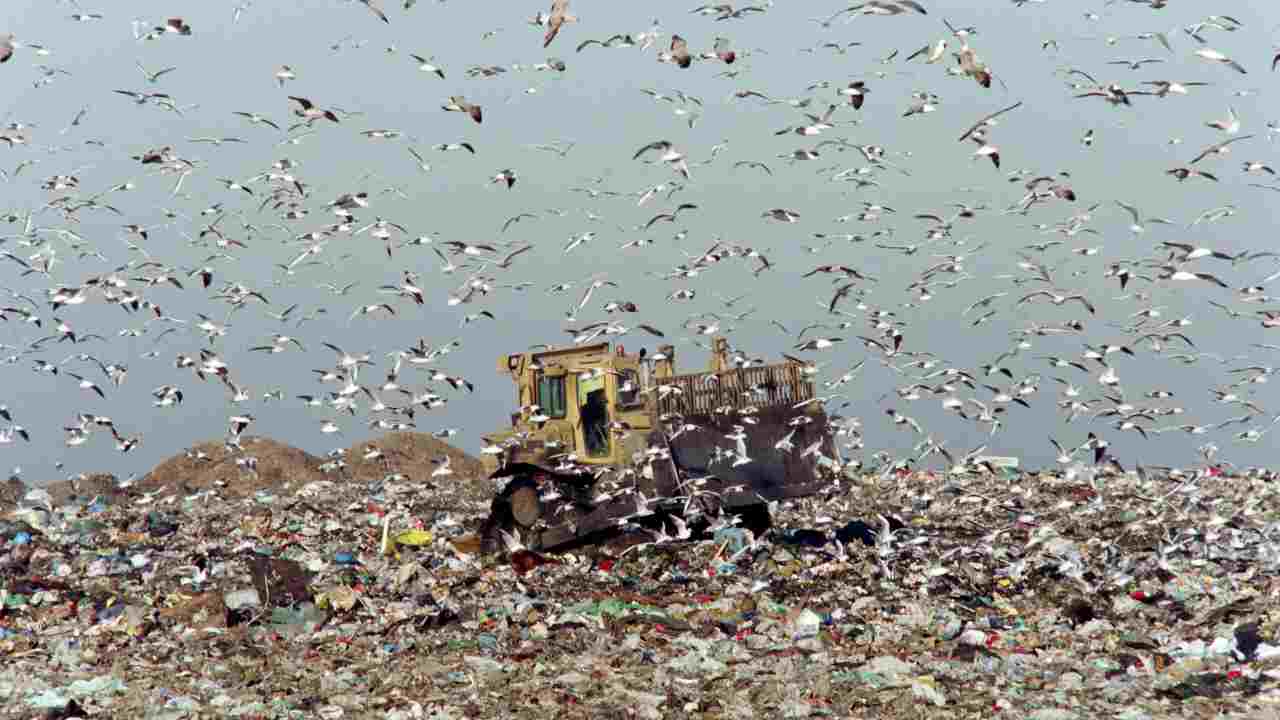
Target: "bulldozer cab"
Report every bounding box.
[491,342,651,469]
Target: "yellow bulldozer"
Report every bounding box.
[478,337,836,552]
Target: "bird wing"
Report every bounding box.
[501,245,533,265]
[957,101,1023,142]
[1115,200,1141,224]
[362,0,389,23]
[632,140,667,159]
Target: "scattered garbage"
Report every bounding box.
[3,456,1280,717]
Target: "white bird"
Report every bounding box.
[906,38,947,64]
[410,54,445,79]
[1048,436,1077,464]
[66,372,105,398]
[1193,47,1247,74]
[1206,106,1241,134]
[274,65,296,86]
[1115,201,1173,235]
[430,455,453,477]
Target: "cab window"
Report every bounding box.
[616,369,642,408]
[537,375,566,418]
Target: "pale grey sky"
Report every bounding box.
[2,0,1280,484]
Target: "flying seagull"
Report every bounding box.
[542,0,577,48]
[442,96,482,124]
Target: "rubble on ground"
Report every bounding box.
[3,439,1280,719]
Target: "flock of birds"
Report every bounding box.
[2,0,1280,492]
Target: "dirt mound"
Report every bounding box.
[1,473,126,512]
[132,432,486,501]
[45,473,124,507]
[138,435,328,498]
[341,431,488,486]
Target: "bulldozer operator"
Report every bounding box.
[581,387,609,456]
